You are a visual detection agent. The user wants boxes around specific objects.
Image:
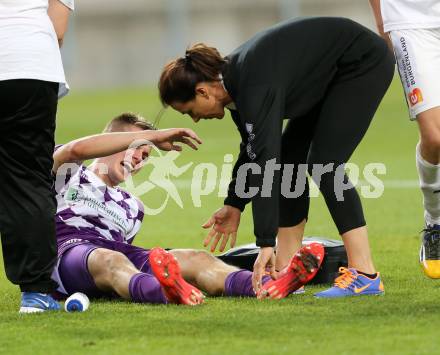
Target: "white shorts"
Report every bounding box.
[389,28,440,120]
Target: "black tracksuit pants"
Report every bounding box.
[0,79,59,293]
[279,49,395,234]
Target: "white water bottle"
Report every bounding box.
[65,292,90,312]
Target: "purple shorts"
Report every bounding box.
[53,238,152,298]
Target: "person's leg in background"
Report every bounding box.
[309,48,395,297]
[389,28,440,278]
[0,79,61,313]
[415,108,440,277]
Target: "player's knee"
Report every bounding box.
[191,250,218,264]
[103,251,128,276]
[89,249,128,285]
[419,110,440,150]
[306,155,328,177]
[420,132,440,153]
[307,161,336,186]
[174,249,212,263]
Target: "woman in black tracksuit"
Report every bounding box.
[158,17,394,297]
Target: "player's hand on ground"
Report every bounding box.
[151,128,202,151]
[252,247,276,295]
[202,205,241,252]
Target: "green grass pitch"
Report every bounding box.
[0,77,438,355]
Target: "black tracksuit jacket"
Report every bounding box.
[221,17,389,247]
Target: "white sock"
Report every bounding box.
[416,143,440,226]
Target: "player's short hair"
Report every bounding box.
[158,42,227,105]
[104,112,156,133]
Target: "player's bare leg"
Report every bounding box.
[417,107,440,164]
[275,219,306,271]
[87,248,140,299]
[87,248,203,305]
[170,249,239,295]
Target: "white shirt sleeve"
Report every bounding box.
[58,0,74,11]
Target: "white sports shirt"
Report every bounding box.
[0,0,74,98]
[381,0,440,32]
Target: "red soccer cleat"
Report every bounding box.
[149,248,205,306]
[257,243,325,300]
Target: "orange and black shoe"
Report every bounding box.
[149,248,205,306]
[420,225,440,278]
[257,243,324,300]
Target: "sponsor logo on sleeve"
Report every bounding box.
[408,88,423,106]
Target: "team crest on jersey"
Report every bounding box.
[408,88,423,107]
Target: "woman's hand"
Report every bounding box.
[202,205,241,252]
[252,247,276,294]
[150,128,202,151]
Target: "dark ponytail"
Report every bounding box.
[159,43,227,105]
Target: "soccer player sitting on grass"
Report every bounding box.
[50,112,324,308]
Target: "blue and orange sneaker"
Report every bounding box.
[19,292,61,313]
[149,248,205,306]
[257,243,324,300]
[314,267,384,298]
